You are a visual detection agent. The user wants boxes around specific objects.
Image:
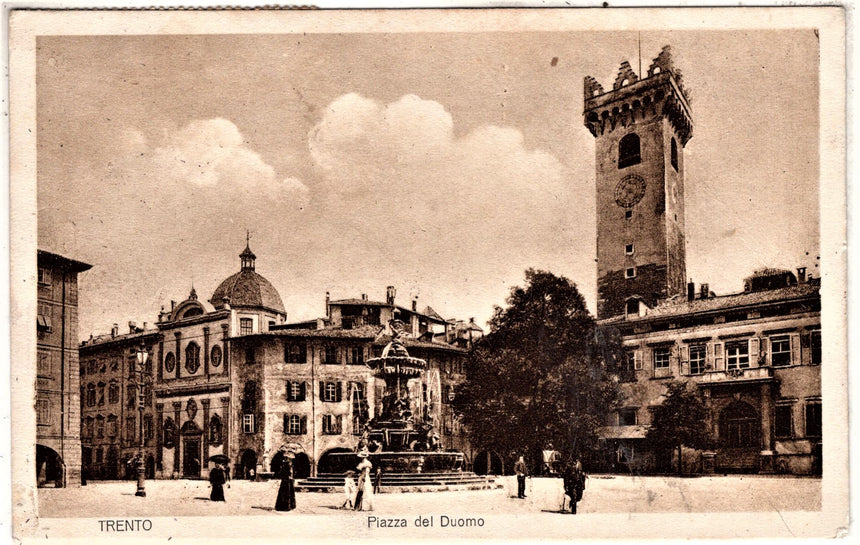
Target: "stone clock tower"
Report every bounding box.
[583,46,694,319]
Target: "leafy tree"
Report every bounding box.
[452,269,623,472]
[645,381,712,476]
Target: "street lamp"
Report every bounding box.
[134,344,149,497]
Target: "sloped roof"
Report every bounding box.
[330,298,389,307]
[603,282,820,324]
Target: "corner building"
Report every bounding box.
[37,250,92,487]
[585,47,822,475]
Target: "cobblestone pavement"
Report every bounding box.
[38,474,820,518]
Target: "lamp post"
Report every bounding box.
[134,344,149,497]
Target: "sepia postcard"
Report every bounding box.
[8,6,849,542]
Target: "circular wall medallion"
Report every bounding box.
[211,345,223,367]
[164,352,176,373]
[614,174,647,208]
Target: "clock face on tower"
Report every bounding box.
[614,174,647,208]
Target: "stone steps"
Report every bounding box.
[296,472,501,493]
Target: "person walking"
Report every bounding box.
[274,449,296,512]
[209,463,227,502]
[342,470,357,509]
[563,458,586,514]
[514,455,529,499]
[354,450,374,511]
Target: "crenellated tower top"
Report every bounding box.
[583,45,693,146]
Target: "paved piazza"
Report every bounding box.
[39,474,820,518]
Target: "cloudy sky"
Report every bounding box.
[36,28,820,340]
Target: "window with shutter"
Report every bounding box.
[713,342,724,370]
[300,416,307,435]
[790,333,801,367]
[689,344,706,374]
[633,350,643,370]
[726,341,750,370]
[774,404,793,438]
[810,330,822,365]
[749,337,760,367]
[770,335,791,367]
[679,345,690,375]
[805,402,822,437]
[336,382,343,402]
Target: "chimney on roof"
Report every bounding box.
[386,286,396,305]
[412,296,418,312]
[687,280,695,302]
[171,300,176,311]
[325,291,331,318]
[142,322,147,331]
[797,267,807,284]
[128,321,136,334]
[111,323,119,338]
[362,293,367,301]
[700,283,710,300]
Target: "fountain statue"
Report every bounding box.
[324,319,465,474]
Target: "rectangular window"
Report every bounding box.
[625,267,636,279]
[774,404,793,439]
[284,414,305,435]
[285,343,307,364]
[625,243,634,255]
[689,344,706,375]
[323,346,339,365]
[37,303,53,333]
[38,267,52,285]
[322,414,342,435]
[325,382,337,402]
[286,381,305,402]
[810,330,822,365]
[770,335,792,367]
[242,413,256,434]
[653,347,670,369]
[726,341,750,370]
[240,318,253,336]
[108,382,119,404]
[346,347,364,365]
[617,408,638,426]
[805,402,822,437]
[107,417,117,437]
[144,416,153,442]
[96,417,104,438]
[37,350,51,377]
[36,398,51,426]
[126,417,136,444]
[95,448,103,465]
[622,350,636,374]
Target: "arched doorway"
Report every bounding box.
[180,421,203,478]
[293,452,311,479]
[239,449,257,480]
[318,448,354,474]
[717,401,761,472]
[473,451,503,475]
[270,450,311,478]
[36,445,65,488]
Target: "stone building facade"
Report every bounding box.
[585,48,822,475]
[80,243,473,480]
[37,250,91,487]
[79,327,159,480]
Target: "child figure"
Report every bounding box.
[342,470,357,509]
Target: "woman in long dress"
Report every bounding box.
[209,463,226,502]
[274,451,296,512]
[354,451,374,511]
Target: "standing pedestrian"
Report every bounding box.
[274,449,296,512]
[373,467,383,494]
[209,463,227,502]
[514,455,528,499]
[563,458,586,514]
[354,450,374,511]
[342,471,357,509]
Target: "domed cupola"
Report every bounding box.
[210,240,286,316]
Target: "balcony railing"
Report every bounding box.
[693,366,774,384]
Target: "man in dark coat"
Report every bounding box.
[209,463,227,502]
[562,459,586,514]
[275,451,296,512]
[514,455,528,498]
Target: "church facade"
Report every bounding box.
[79,243,473,480]
[585,47,822,475]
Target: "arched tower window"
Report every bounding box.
[671,137,679,171]
[618,133,641,168]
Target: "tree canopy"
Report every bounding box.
[645,381,712,474]
[452,269,622,470]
